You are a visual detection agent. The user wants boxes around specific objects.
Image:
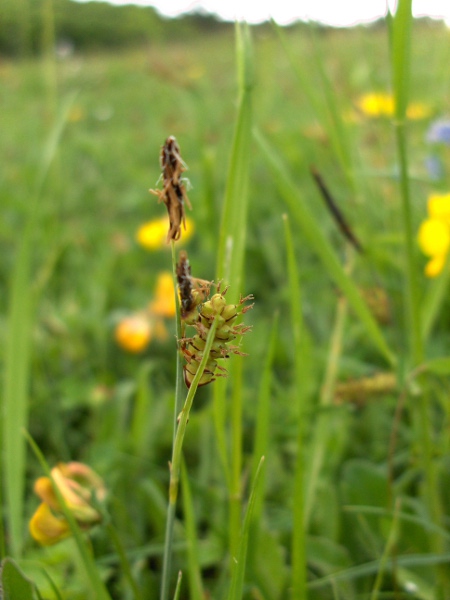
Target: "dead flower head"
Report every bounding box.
[150,136,192,243]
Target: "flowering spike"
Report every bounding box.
[150,136,192,242]
[176,265,253,388]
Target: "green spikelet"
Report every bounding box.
[180,290,253,388]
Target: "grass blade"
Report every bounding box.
[227,456,265,600]
[283,215,307,599]
[2,92,76,557]
[255,129,395,367]
[181,459,204,600]
[215,21,254,301]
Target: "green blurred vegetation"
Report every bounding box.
[2,5,450,598]
[1,0,233,56]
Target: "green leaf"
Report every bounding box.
[227,457,265,600]
[420,357,450,376]
[1,558,37,600]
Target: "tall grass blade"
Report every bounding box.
[255,129,395,366]
[2,92,76,557]
[250,312,278,522]
[181,459,204,600]
[227,456,265,600]
[215,21,254,301]
[213,21,254,564]
[283,215,307,599]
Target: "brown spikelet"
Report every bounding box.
[150,136,192,242]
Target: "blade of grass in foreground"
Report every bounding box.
[283,215,307,600]
[213,21,254,565]
[215,21,254,299]
[254,128,395,367]
[390,4,445,589]
[390,0,422,366]
[181,459,204,600]
[227,457,265,600]
[2,92,76,558]
[250,312,278,521]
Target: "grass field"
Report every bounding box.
[2,8,450,599]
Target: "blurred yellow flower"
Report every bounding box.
[136,216,194,250]
[29,462,106,546]
[115,313,152,353]
[428,193,450,223]
[357,92,394,118]
[29,502,71,546]
[418,193,450,277]
[356,92,429,120]
[149,272,176,318]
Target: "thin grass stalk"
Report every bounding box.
[250,313,278,522]
[172,571,183,600]
[160,317,219,600]
[390,2,444,575]
[180,459,204,600]
[369,499,401,600]
[227,457,265,600]
[213,22,253,566]
[215,21,253,302]
[106,522,143,600]
[304,254,352,527]
[283,215,307,599]
[229,356,243,561]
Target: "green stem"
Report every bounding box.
[160,317,219,600]
[229,357,243,562]
[106,522,143,600]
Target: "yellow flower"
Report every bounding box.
[136,216,194,250]
[29,462,106,546]
[149,272,176,318]
[356,92,429,120]
[418,193,450,277]
[115,313,152,353]
[357,93,394,118]
[29,502,71,546]
[428,193,450,224]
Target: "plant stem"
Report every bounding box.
[160,317,219,600]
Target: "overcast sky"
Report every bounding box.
[81,0,450,26]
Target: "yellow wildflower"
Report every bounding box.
[418,193,450,277]
[115,313,152,353]
[136,216,194,250]
[357,93,394,118]
[149,272,176,318]
[356,92,429,120]
[29,462,106,546]
[428,193,450,224]
[29,502,71,546]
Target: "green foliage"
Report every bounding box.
[2,8,450,600]
[0,0,231,56]
[0,558,38,600]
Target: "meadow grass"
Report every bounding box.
[2,7,450,598]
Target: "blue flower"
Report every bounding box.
[426,119,450,145]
